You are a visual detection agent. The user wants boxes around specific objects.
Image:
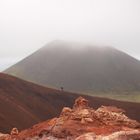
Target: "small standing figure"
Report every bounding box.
[60,87,64,91]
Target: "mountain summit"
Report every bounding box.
[5,40,140,92]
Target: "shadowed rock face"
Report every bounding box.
[4,97,140,140]
[5,40,140,92]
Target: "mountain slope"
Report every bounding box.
[0,73,78,132]
[5,41,140,93]
[0,73,140,133]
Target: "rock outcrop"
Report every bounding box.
[1,97,140,140]
[10,128,19,136]
[0,133,10,140]
[76,130,140,140]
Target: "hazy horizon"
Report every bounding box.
[0,0,140,71]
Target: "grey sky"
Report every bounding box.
[0,0,140,71]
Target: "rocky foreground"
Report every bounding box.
[1,97,140,140]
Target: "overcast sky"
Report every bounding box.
[0,0,140,71]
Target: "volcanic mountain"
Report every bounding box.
[1,73,140,133]
[5,41,140,93]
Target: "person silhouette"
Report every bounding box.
[60,87,64,91]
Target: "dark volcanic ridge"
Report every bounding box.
[5,40,140,92]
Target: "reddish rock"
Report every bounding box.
[76,130,140,140]
[5,97,140,140]
[10,128,19,136]
[73,97,89,110]
[0,133,10,140]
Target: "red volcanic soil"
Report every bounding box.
[0,73,140,134]
[6,97,140,140]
